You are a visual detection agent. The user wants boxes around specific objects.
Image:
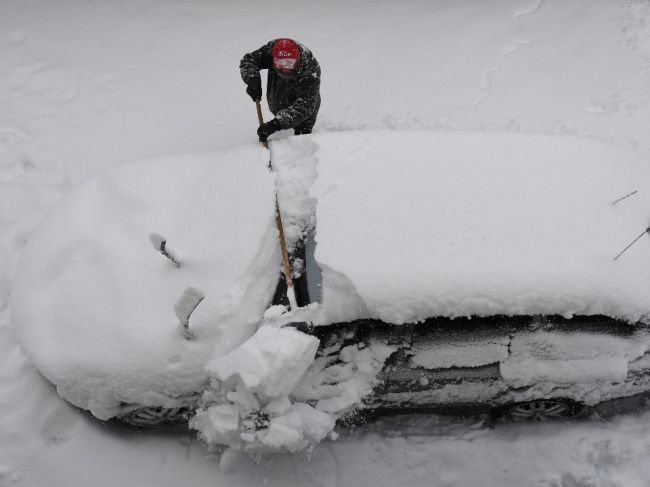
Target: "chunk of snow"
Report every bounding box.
[193,327,332,455]
[174,286,205,336]
[269,136,319,251]
[148,232,181,267]
[206,326,319,401]
[293,341,396,414]
[189,403,240,446]
[260,403,335,454]
[148,232,165,250]
[192,399,335,456]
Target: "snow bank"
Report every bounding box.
[11,146,281,419]
[273,131,650,325]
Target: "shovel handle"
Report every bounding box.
[254,98,297,309]
[255,99,268,149]
[255,98,264,126]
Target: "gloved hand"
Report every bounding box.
[257,119,281,142]
[246,77,262,101]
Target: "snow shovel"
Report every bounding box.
[256,99,298,310]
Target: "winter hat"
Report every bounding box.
[272,39,300,72]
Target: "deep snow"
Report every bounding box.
[11,148,280,420]
[4,1,650,486]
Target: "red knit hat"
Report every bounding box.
[272,39,300,72]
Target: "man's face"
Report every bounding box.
[274,57,297,72]
[273,57,299,78]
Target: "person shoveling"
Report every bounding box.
[240,38,321,142]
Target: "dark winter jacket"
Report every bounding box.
[240,40,321,129]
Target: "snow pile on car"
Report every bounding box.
[11,146,281,420]
[272,131,650,325]
[270,136,319,251]
[190,325,337,456]
[500,330,650,404]
[190,309,395,456]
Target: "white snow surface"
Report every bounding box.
[410,335,511,370]
[6,1,650,486]
[273,131,650,325]
[11,148,280,419]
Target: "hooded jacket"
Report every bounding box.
[240,40,321,129]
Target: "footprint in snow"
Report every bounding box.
[514,0,545,18]
[0,465,22,486]
[5,30,26,44]
[501,38,532,55]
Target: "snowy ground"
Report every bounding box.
[3,0,650,486]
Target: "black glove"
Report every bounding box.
[246,77,262,101]
[257,119,281,142]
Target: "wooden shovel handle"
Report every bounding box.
[255,98,296,306]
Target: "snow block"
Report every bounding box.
[206,325,320,401]
[189,403,240,446]
[261,402,335,453]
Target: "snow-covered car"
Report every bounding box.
[11,131,650,443]
[189,130,650,454]
[271,131,650,423]
[11,148,283,426]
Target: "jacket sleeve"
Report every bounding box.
[239,41,274,84]
[275,67,321,128]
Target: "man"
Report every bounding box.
[240,38,321,142]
